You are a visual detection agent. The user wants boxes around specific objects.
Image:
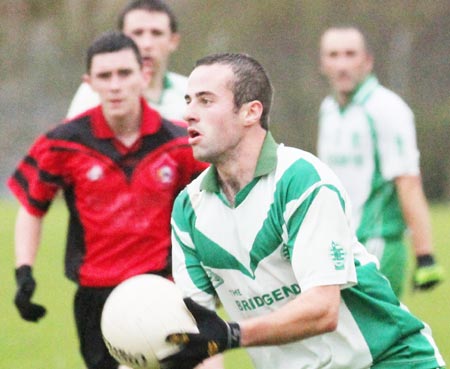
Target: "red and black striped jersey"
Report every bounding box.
[8,99,208,287]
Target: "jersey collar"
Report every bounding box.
[91,97,162,139]
[163,72,173,89]
[149,73,172,105]
[351,74,379,105]
[200,131,278,193]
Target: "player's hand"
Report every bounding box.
[160,298,240,369]
[14,265,47,322]
[413,254,444,291]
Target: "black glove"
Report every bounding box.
[413,254,444,291]
[160,298,241,369]
[14,265,47,322]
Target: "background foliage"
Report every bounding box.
[0,0,449,198]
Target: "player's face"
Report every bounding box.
[184,64,245,165]
[86,49,147,121]
[122,10,179,78]
[320,29,373,99]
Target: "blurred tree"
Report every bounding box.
[0,0,449,199]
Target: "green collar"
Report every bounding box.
[163,73,173,90]
[336,74,379,112]
[149,73,173,105]
[200,131,278,193]
[352,74,379,105]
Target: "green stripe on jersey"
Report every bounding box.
[174,155,330,280]
[357,110,404,242]
[342,263,441,367]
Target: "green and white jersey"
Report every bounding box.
[171,133,444,369]
[318,75,420,242]
[66,71,187,121]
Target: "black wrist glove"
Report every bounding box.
[160,298,241,369]
[14,265,47,322]
[413,254,444,291]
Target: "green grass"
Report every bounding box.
[1,199,449,368]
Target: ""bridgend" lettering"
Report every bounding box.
[235,284,301,311]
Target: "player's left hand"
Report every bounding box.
[160,298,241,369]
[413,254,444,291]
[14,265,47,322]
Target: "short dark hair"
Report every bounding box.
[86,31,142,73]
[321,25,372,54]
[118,0,178,33]
[195,53,273,129]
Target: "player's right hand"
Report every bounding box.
[14,265,47,322]
[161,298,240,369]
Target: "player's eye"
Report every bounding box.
[329,51,338,58]
[131,30,143,37]
[201,98,212,105]
[118,70,133,77]
[97,72,111,80]
[151,29,164,37]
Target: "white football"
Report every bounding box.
[101,274,198,369]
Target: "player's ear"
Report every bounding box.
[82,74,91,86]
[168,32,180,52]
[241,100,263,127]
[365,53,374,74]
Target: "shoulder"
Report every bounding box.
[160,118,189,139]
[366,84,413,117]
[166,71,188,91]
[173,170,208,213]
[320,95,336,108]
[67,82,100,119]
[166,71,188,84]
[276,145,344,191]
[319,96,338,118]
[25,117,92,160]
[46,115,92,141]
[74,82,96,96]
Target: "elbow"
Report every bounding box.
[323,313,339,333]
[319,305,339,334]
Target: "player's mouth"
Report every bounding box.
[187,128,202,145]
[109,99,123,108]
[142,56,154,69]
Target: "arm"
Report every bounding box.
[162,285,340,369]
[396,175,444,289]
[240,284,340,346]
[395,175,432,256]
[15,205,43,267]
[13,205,47,322]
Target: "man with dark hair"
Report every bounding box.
[317,26,444,297]
[9,31,207,369]
[193,53,273,130]
[67,0,187,121]
[163,52,445,369]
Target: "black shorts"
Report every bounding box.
[74,269,171,369]
[74,286,118,369]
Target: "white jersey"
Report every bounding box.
[171,133,444,369]
[67,71,187,121]
[318,75,420,242]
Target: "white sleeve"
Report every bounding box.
[370,94,420,180]
[171,221,217,311]
[66,82,100,119]
[290,186,358,292]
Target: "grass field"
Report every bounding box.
[1,198,449,368]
